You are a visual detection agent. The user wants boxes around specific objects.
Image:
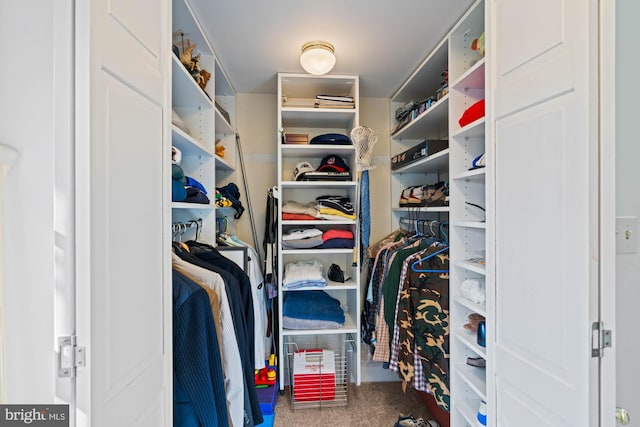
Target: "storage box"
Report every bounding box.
[257,413,274,427]
[256,382,278,415]
[391,139,448,170]
[284,133,309,144]
[293,349,336,402]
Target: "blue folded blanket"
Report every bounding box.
[283,290,345,324]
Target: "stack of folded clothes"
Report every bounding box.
[172,163,210,204]
[281,200,319,221]
[321,229,354,249]
[282,227,323,249]
[282,290,345,330]
[282,260,327,289]
[316,195,355,220]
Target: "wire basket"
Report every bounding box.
[284,335,355,410]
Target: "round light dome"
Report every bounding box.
[300,41,336,76]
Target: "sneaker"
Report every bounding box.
[395,415,440,427]
[399,187,414,207]
[424,181,448,207]
[466,356,486,368]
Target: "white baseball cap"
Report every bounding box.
[292,161,315,181]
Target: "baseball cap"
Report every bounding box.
[310,133,351,145]
[292,161,315,181]
[317,155,350,173]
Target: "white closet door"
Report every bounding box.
[74,0,171,425]
[491,0,600,425]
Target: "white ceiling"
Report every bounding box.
[187,0,476,98]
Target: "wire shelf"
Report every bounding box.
[284,335,355,410]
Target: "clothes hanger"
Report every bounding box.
[411,221,449,273]
[411,244,449,273]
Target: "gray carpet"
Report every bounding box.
[272,382,436,427]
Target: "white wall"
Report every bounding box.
[615,0,640,419]
[0,0,56,402]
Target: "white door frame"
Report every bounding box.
[599,0,617,425]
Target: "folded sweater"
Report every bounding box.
[283,290,345,324]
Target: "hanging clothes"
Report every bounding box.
[186,240,266,370]
[172,258,245,427]
[395,244,450,411]
[172,269,229,427]
[362,224,451,412]
[172,244,263,427]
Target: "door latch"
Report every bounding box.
[58,336,86,378]
[591,321,612,358]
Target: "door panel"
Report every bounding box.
[495,94,590,425]
[97,74,164,401]
[75,0,170,424]
[491,0,599,425]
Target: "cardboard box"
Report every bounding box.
[284,133,308,144]
[391,139,448,170]
[293,349,336,402]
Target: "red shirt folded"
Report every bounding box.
[282,213,319,221]
[322,229,354,242]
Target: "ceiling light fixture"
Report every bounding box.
[300,41,336,76]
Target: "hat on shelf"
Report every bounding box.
[292,161,316,181]
[317,155,350,173]
[309,133,351,145]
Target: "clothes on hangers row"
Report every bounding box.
[172,240,265,427]
[362,228,451,412]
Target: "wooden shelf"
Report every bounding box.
[391,96,449,140]
[454,296,487,317]
[281,312,358,336]
[171,125,213,157]
[456,363,487,400]
[455,330,487,358]
[281,107,357,129]
[453,167,486,180]
[391,148,449,174]
[171,55,213,110]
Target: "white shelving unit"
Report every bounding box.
[388,1,489,425]
[448,1,489,426]
[171,0,236,242]
[276,73,361,397]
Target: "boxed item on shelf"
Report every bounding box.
[293,349,336,402]
[284,133,309,144]
[391,139,448,170]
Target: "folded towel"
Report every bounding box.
[282,316,343,330]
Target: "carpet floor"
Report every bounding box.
[272,382,437,427]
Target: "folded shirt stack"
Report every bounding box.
[282,260,327,289]
[321,229,354,249]
[316,195,355,220]
[282,227,323,249]
[282,290,345,329]
[282,200,319,220]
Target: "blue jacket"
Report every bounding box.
[173,270,229,427]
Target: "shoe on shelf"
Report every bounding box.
[466,356,486,368]
[394,415,440,427]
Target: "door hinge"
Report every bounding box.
[58,336,86,378]
[591,321,612,358]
